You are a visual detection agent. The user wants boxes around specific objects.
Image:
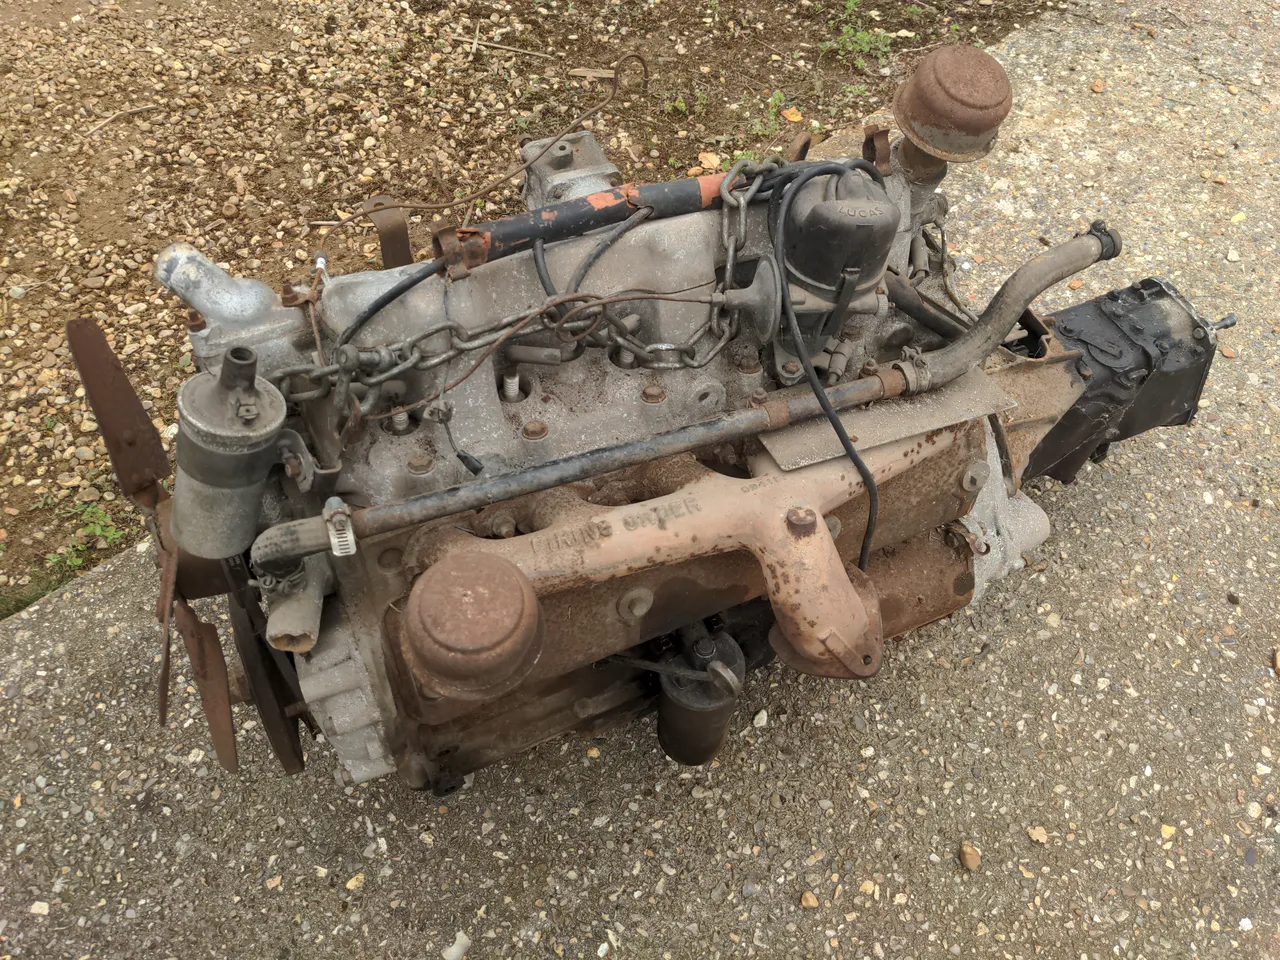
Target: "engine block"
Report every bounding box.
[70,46,1218,792]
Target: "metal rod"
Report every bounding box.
[248,371,904,571]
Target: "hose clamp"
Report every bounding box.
[891,348,932,394]
[1082,220,1123,261]
[322,497,358,557]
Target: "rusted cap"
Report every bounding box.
[403,552,542,700]
[893,46,1012,162]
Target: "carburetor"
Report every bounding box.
[69,46,1220,792]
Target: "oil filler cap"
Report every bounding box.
[403,552,543,701]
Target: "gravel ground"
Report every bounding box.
[3,1,1280,958]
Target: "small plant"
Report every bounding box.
[45,547,86,573]
[695,90,709,113]
[74,503,124,547]
[663,94,688,115]
[819,0,894,64]
[750,90,787,137]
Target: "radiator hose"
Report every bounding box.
[904,221,1122,392]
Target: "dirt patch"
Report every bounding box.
[0,0,1048,613]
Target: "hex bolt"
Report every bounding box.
[860,358,879,377]
[641,385,667,404]
[749,388,769,407]
[186,309,207,332]
[782,360,801,376]
[407,453,434,476]
[786,506,818,533]
[617,586,654,623]
[522,420,549,441]
[391,410,411,432]
[283,457,302,479]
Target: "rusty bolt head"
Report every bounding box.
[641,385,667,404]
[522,420,549,440]
[749,387,769,407]
[1077,361,1093,380]
[781,360,801,377]
[860,358,880,377]
[186,309,207,332]
[490,513,517,539]
[786,506,818,533]
[283,457,302,479]
[893,45,1013,162]
[407,452,435,476]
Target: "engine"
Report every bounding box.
[68,47,1220,792]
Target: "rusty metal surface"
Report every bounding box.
[362,195,414,269]
[404,433,959,681]
[413,662,652,786]
[171,598,238,773]
[867,528,974,638]
[893,45,1012,162]
[396,426,973,706]
[759,367,1014,470]
[984,343,1086,481]
[825,419,985,557]
[384,424,985,739]
[65,317,170,509]
[400,552,543,700]
[861,123,892,175]
[402,525,974,778]
[783,132,816,163]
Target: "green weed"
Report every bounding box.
[818,0,894,64]
[750,90,787,137]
